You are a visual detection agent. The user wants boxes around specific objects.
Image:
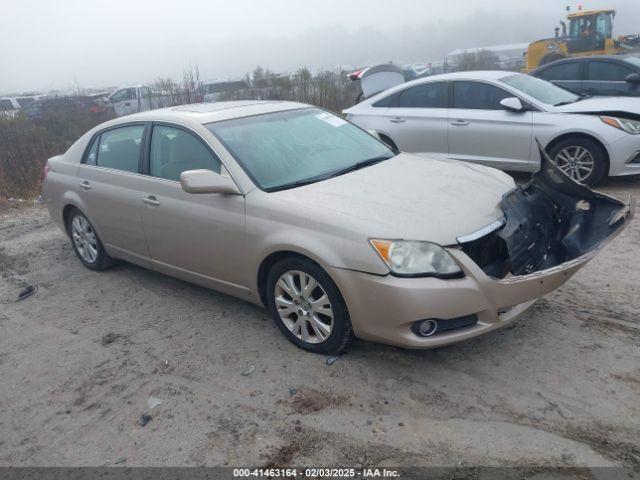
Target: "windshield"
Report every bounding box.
[500,74,580,106]
[207,107,394,191]
[625,56,640,69]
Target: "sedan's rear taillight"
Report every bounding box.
[43,164,51,179]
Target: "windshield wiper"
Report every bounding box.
[554,95,586,106]
[266,155,395,192]
[326,155,395,179]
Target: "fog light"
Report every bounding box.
[416,319,438,337]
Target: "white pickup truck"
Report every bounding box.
[108,85,154,117]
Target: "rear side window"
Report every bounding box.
[587,61,634,81]
[539,62,581,81]
[397,82,447,108]
[85,137,99,165]
[372,93,399,107]
[150,125,221,181]
[453,81,511,110]
[96,125,144,173]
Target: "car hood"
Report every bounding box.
[270,153,515,246]
[554,96,640,115]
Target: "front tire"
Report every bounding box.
[66,208,116,271]
[547,137,607,186]
[266,257,353,355]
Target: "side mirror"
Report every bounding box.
[500,97,525,112]
[180,169,241,195]
[625,73,640,84]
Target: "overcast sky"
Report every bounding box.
[2,0,638,94]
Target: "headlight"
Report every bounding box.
[601,116,640,135]
[370,239,463,278]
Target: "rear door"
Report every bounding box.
[381,81,448,156]
[535,61,585,95]
[584,60,639,96]
[138,123,247,288]
[76,123,148,257]
[447,81,533,169]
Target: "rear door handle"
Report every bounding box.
[143,195,161,206]
[450,120,469,126]
[79,181,92,190]
[390,117,405,123]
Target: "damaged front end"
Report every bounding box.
[458,144,633,279]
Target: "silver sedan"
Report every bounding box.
[344,71,640,186]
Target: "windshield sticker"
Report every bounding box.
[316,112,347,127]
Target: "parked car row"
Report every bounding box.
[42,100,633,354]
[0,93,114,121]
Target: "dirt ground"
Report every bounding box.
[0,174,639,469]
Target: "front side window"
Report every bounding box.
[16,97,35,108]
[96,125,144,173]
[150,125,221,181]
[540,62,581,81]
[587,61,634,81]
[110,88,135,102]
[207,108,394,191]
[453,81,511,110]
[501,74,580,106]
[397,82,447,108]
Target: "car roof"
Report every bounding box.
[419,71,512,82]
[114,100,310,125]
[531,55,640,74]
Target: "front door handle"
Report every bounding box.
[390,117,405,123]
[79,181,92,190]
[450,120,469,126]
[143,195,161,206]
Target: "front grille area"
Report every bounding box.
[460,230,511,279]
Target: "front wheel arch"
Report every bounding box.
[545,133,610,181]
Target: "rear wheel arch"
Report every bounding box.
[62,204,82,237]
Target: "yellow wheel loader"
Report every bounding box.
[525,8,640,71]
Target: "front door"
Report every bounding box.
[110,88,138,116]
[447,81,533,170]
[584,60,639,97]
[139,124,247,289]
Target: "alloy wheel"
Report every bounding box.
[274,270,334,344]
[554,146,595,182]
[71,215,98,264]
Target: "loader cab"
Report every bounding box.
[566,10,614,54]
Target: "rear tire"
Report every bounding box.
[66,208,116,271]
[547,137,607,186]
[266,256,353,355]
[540,52,567,66]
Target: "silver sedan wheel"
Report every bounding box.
[554,146,594,182]
[71,215,98,264]
[274,270,334,344]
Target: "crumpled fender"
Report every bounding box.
[498,140,633,276]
